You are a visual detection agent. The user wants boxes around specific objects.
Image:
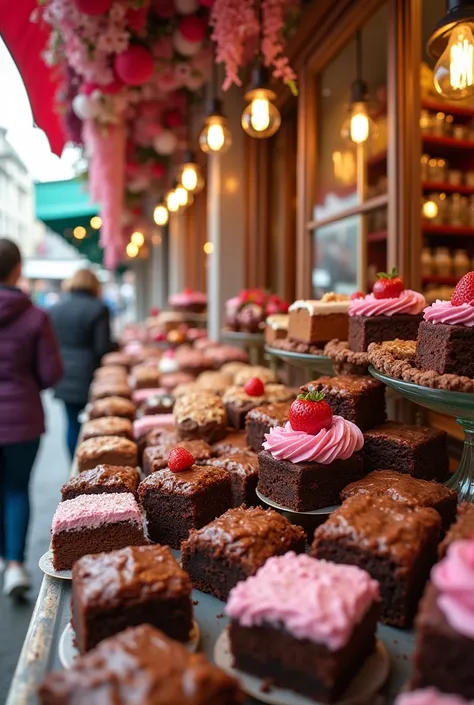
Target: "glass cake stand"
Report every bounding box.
[369,366,474,502]
[265,345,334,376]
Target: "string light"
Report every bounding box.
[126,242,139,258]
[73,226,86,240]
[203,241,214,254]
[90,216,102,230]
[153,204,169,226]
[131,231,145,247]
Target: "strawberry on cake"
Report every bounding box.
[168,288,207,313]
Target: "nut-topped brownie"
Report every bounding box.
[312,494,441,627]
[196,370,233,394]
[88,396,136,421]
[82,416,134,442]
[223,384,296,430]
[301,375,386,431]
[71,545,193,652]
[38,624,243,705]
[205,451,259,506]
[131,364,161,390]
[61,465,141,501]
[77,436,138,472]
[143,439,215,476]
[439,503,474,558]
[341,470,457,532]
[181,506,306,601]
[363,422,450,482]
[245,402,291,452]
[234,365,277,387]
[138,465,232,548]
[89,381,132,402]
[174,391,228,444]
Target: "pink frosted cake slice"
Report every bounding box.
[51,493,146,571]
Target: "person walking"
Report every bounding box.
[0,238,63,598]
[49,268,115,459]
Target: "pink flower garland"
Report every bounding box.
[262,0,297,89]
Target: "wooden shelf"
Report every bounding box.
[366,151,387,167]
[367,230,387,243]
[422,99,474,118]
[422,275,458,286]
[422,134,474,149]
[423,224,474,236]
[422,181,474,195]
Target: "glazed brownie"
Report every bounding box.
[245,401,291,452]
[213,431,250,456]
[234,365,277,386]
[348,313,423,352]
[81,416,133,442]
[71,545,193,652]
[51,493,146,571]
[77,436,138,472]
[196,370,233,394]
[288,296,350,345]
[181,506,306,601]
[160,371,195,393]
[226,552,380,703]
[223,384,296,430]
[38,624,243,705]
[101,351,133,369]
[439,502,474,558]
[363,422,450,482]
[88,396,136,421]
[138,391,175,416]
[175,348,212,376]
[174,391,228,444]
[131,364,161,390]
[89,381,132,401]
[61,465,141,501]
[301,375,386,431]
[143,439,215,476]
[137,427,176,466]
[138,465,232,548]
[312,494,441,627]
[205,451,259,506]
[416,319,474,378]
[94,365,128,381]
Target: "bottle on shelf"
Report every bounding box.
[453,249,470,278]
[421,247,433,277]
[433,247,453,277]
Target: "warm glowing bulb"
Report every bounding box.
[241,88,281,139]
[181,165,198,191]
[126,242,139,258]
[349,103,370,144]
[175,185,190,207]
[203,241,214,254]
[422,200,439,219]
[199,116,232,154]
[90,216,102,230]
[153,204,169,226]
[73,226,86,240]
[434,24,474,100]
[131,231,144,247]
[207,124,225,151]
[166,189,180,213]
[249,98,271,132]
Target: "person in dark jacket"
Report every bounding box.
[0,238,63,598]
[49,268,115,459]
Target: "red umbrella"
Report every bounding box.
[0,0,66,156]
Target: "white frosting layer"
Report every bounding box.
[266,314,289,330]
[289,300,350,315]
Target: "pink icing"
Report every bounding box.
[431,539,474,639]
[133,414,175,439]
[169,290,207,306]
[132,388,166,403]
[395,689,471,705]
[423,300,474,328]
[263,416,364,464]
[52,493,142,533]
[226,552,380,650]
[348,289,426,317]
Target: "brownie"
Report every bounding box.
[223,384,296,430]
[139,392,174,416]
[90,381,132,401]
[363,422,450,482]
[439,502,474,558]
[101,352,133,369]
[205,451,259,506]
[88,396,136,421]
[233,365,277,386]
[181,506,306,601]
[301,375,386,431]
[245,402,291,451]
[71,545,193,652]
[82,417,133,442]
[38,624,243,705]
[160,371,194,392]
[131,365,161,390]
[213,431,250,455]
[94,365,128,382]
[416,319,474,378]
[257,449,365,512]
[348,313,423,352]
[340,470,457,533]
[143,439,215,476]
[196,371,233,394]
[138,465,233,548]
[312,495,441,627]
[174,391,228,444]
[61,465,141,501]
[77,436,138,472]
[175,349,212,376]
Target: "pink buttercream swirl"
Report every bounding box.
[263,416,364,464]
[423,300,474,328]
[349,289,426,317]
[431,539,474,639]
[395,689,471,705]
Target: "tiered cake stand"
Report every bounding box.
[221,330,265,365]
[369,367,474,502]
[265,346,334,376]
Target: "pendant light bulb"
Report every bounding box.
[341,81,376,145]
[175,184,194,207]
[153,203,169,226]
[180,162,204,193]
[433,23,474,99]
[199,112,232,154]
[241,87,281,139]
[166,188,180,213]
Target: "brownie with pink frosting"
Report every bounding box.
[411,540,474,699]
[258,416,365,511]
[169,288,207,313]
[226,552,380,703]
[312,494,441,627]
[396,690,473,705]
[416,300,474,378]
[51,493,146,571]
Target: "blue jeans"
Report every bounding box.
[64,402,83,460]
[0,438,40,562]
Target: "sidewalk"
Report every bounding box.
[0,393,69,702]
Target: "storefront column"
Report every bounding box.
[168,211,188,295]
[147,234,166,310]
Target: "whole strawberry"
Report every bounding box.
[451,271,474,306]
[244,377,265,397]
[168,447,195,472]
[289,392,333,435]
[372,268,405,300]
[351,291,365,300]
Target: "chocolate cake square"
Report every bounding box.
[38,624,242,705]
[89,381,132,401]
[143,439,215,476]
[101,352,133,369]
[205,451,259,506]
[301,375,386,431]
[226,552,380,703]
[312,495,441,627]
[362,422,450,482]
[138,392,175,416]
[82,416,133,442]
[182,506,306,601]
[438,503,474,558]
[257,449,364,512]
[340,470,457,533]
[71,545,193,652]
[288,298,350,345]
[51,493,146,571]
[138,465,232,548]
[416,319,474,378]
[77,436,138,473]
[245,402,291,451]
[131,364,161,390]
[61,465,141,501]
[223,384,296,430]
[88,396,136,421]
[174,391,228,443]
[213,431,250,456]
[348,314,423,352]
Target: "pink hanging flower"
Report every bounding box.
[261,0,297,89]
[210,0,259,89]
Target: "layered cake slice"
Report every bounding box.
[288,293,350,345]
[61,465,141,501]
[245,401,291,452]
[226,552,380,703]
[51,493,146,571]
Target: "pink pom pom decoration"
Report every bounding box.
[114,45,155,86]
[127,2,150,32]
[164,108,183,128]
[74,0,112,15]
[179,15,207,42]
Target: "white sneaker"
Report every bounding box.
[3,564,31,598]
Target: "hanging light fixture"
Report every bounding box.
[341,31,377,145]
[153,202,169,226]
[178,151,205,193]
[175,182,194,207]
[199,49,232,154]
[241,64,281,139]
[428,1,474,100]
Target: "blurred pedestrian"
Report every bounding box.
[0,238,62,598]
[49,268,115,459]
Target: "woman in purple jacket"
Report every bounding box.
[0,239,62,598]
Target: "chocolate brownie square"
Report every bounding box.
[301,375,386,431]
[61,465,141,501]
[182,506,306,601]
[71,545,193,652]
[245,401,292,452]
[143,439,215,476]
[213,431,250,456]
[88,396,136,421]
[363,422,449,482]
[438,503,474,558]
[82,417,133,442]
[174,391,228,443]
[312,495,441,627]
[205,451,259,506]
[89,381,132,401]
[131,365,161,390]
[77,436,138,473]
[223,385,296,430]
[139,392,175,416]
[138,465,232,548]
[416,319,474,378]
[348,314,423,352]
